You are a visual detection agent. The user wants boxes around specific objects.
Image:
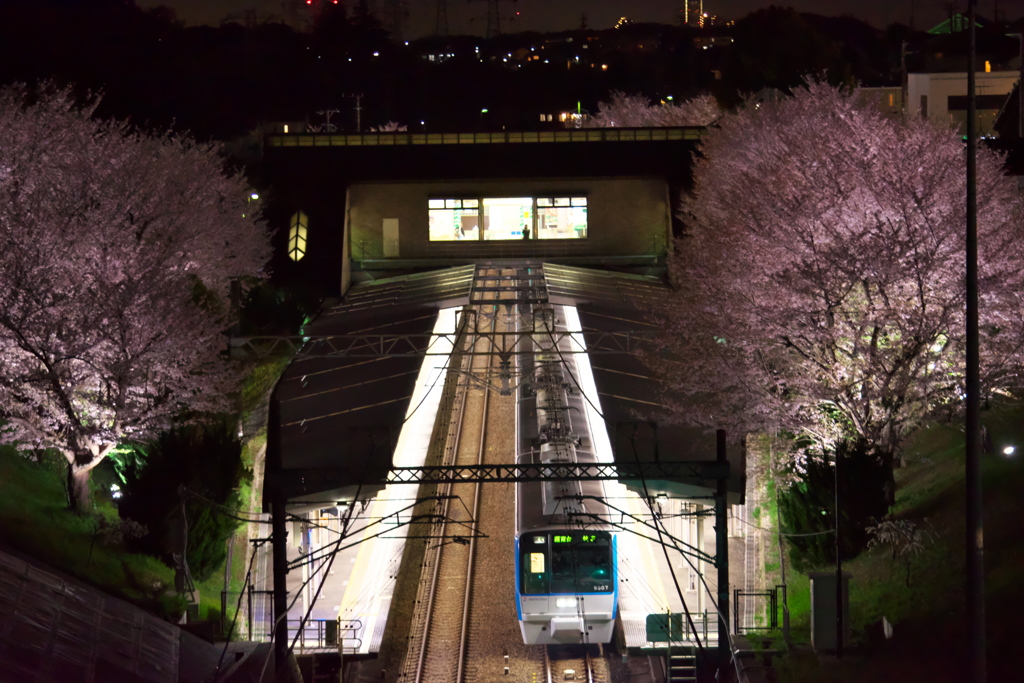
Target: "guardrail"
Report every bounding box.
[267,127,705,148]
[288,618,363,654]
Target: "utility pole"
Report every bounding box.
[715,430,730,676]
[315,108,340,133]
[268,395,290,676]
[834,446,843,658]
[343,94,364,132]
[965,1,987,681]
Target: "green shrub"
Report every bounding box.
[115,416,249,582]
[778,438,890,571]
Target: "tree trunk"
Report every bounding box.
[67,463,93,513]
[878,450,897,508]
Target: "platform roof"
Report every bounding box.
[268,266,474,506]
[267,262,742,505]
[548,264,746,498]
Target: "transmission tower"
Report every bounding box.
[382,0,408,41]
[436,0,448,35]
[468,0,514,38]
[487,0,500,38]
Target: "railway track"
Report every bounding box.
[398,268,525,682]
[405,303,494,683]
[401,266,613,682]
[543,644,610,683]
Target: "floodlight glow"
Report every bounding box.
[1003,445,1015,457]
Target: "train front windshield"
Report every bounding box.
[520,531,613,594]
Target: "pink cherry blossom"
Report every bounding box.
[0,84,271,510]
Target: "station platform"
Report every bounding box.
[279,308,459,653]
[275,304,733,657]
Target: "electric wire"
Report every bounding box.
[733,514,834,537]
[401,309,469,425]
[287,484,363,655]
[549,305,744,674]
[211,538,262,681]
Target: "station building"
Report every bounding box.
[262,127,703,298]
[256,125,750,506]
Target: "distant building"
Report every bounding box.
[857,87,904,117]
[908,71,1018,135]
[904,13,1020,135]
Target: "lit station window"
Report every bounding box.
[536,197,587,239]
[428,198,480,241]
[427,196,587,241]
[482,197,532,240]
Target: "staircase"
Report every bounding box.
[667,649,698,683]
[667,647,700,683]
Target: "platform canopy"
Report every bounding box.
[545,264,746,501]
[266,262,742,507]
[267,266,474,508]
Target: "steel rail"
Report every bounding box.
[415,273,499,683]
[455,315,494,683]
[413,333,473,683]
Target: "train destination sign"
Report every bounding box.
[552,534,598,544]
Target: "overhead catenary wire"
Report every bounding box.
[548,306,716,653]
[402,309,470,425]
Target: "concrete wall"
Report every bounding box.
[346,177,669,263]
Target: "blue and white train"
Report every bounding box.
[514,304,617,645]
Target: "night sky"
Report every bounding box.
[136,0,1024,36]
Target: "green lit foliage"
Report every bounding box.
[115,416,248,582]
[778,438,890,572]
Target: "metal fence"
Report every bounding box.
[733,585,787,634]
[221,587,275,642]
[287,619,363,654]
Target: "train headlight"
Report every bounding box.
[556,598,577,608]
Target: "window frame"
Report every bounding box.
[427,195,588,242]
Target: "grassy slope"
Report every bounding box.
[0,360,283,635]
[771,404,1024,682]
[0,443,258,629]
[0,447,183,615]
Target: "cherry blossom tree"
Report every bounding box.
[655,80,1024,479]
[585,91,719,128]
[369,121,408,132]
[0,84,271,511]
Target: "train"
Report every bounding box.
[514,303,618,645]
